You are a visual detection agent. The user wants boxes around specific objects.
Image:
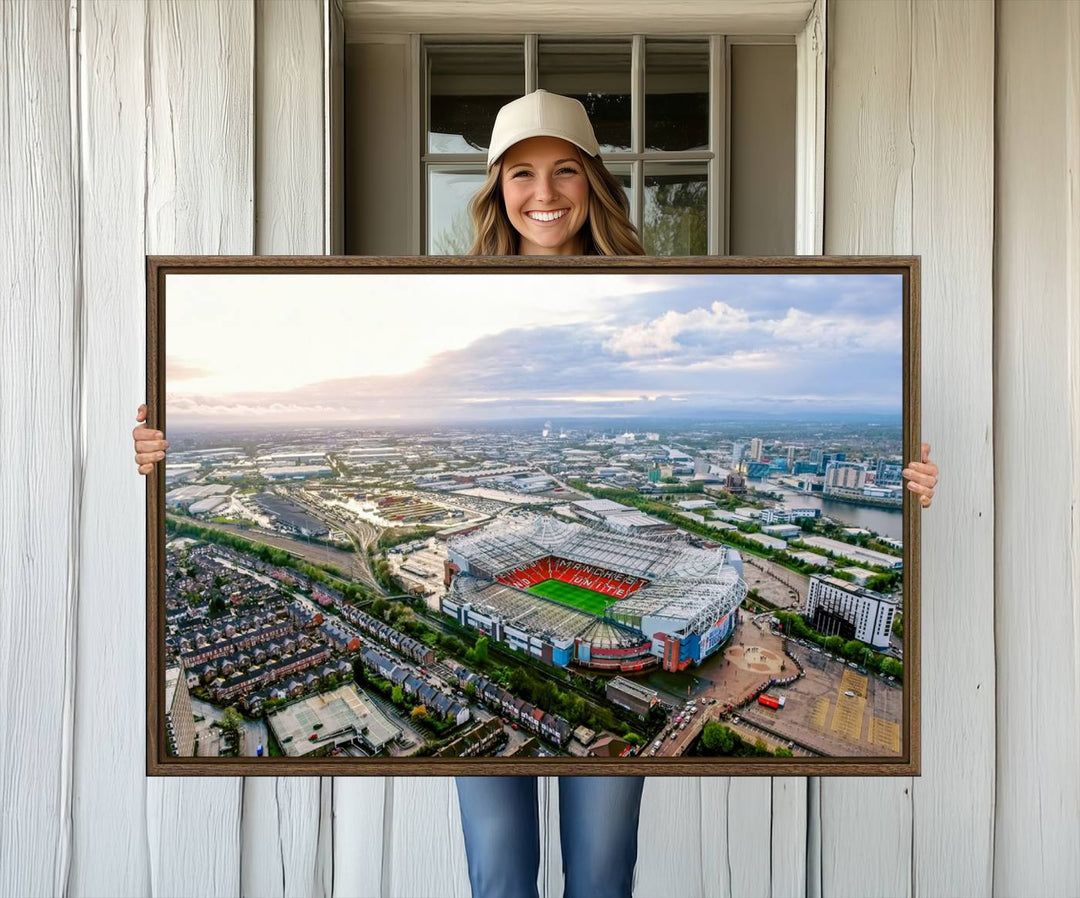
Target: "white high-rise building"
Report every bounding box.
[749,437,763,461]
[804,575,898,649]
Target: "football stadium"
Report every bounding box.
[441,514,747,674]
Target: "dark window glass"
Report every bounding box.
[428,44,525,153]
[645,41,709,152]
[538,41,632,153]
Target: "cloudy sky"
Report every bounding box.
[165,272,903,424]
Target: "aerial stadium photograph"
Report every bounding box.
[148,258,918,776]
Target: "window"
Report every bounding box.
[422,35,795,256]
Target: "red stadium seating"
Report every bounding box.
[496,556,647,600]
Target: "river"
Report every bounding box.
[772,485,904,540]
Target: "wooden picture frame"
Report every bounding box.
[146,255,920,776]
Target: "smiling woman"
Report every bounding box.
[138,254,934,898]
[500,137,591,254]
[467,90,644,256]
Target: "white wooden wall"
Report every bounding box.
[1,1,1077,896]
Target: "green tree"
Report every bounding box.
[843,639,864,661]
[701,722,737,755]
[220,706,244,731]
[391,685,405,706]
[880,657,904,679]
[892,612,904,638]
[474,635,490,665]
[824,635,844,654]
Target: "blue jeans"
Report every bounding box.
[455,776,646,898]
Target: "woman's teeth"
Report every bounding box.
[527,210,567,222]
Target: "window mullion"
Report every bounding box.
[723,37,732,255]
[525,34,537,93]
[419,38,429,254]
[708,35,726,257]
[631,34,645,234]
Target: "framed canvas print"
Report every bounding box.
[146,256,920,776]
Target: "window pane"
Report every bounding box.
[428,44,524,154]
[538,41,632,153]
[428,167,487,254]
[645,40,709,152]
[643,163,707,255]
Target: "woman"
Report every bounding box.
[132,90,939,898]
[451,90,648,898]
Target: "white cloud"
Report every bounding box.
[767,307,898,351]
[603,301,753,357]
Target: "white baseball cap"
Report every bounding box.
[486,90,601,169]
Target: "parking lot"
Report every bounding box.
[739,641,903,756]
[741,555,809,610]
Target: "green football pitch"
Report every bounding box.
[527,578,610,616]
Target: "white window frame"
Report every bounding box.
[403,0,825,256]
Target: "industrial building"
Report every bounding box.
[266,683,402,757]
[606,676,660,717]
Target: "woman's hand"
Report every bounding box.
[902,442,938,508]
[132,403,169,475]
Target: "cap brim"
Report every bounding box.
[487,131,599,168]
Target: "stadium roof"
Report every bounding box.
[451,514,713,580]
[606,576,746,635]
[450,513,746,636]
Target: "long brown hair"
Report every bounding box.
[468,150,645,256]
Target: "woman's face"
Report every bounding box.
[499,136,590,255]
